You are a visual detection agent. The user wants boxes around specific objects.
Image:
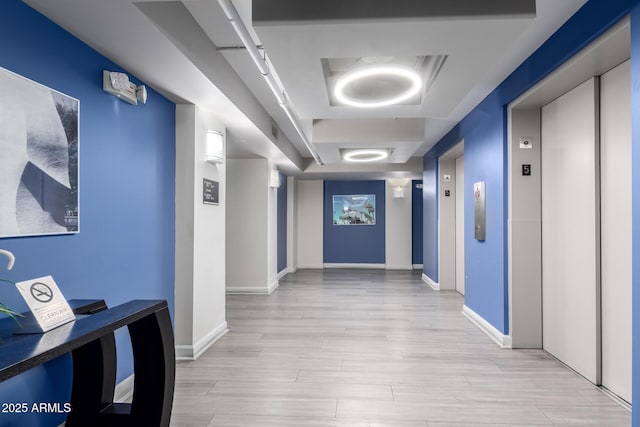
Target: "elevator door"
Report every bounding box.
[541,78,600,384]
[600,60,631,403]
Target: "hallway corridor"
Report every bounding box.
[172,270,630,426]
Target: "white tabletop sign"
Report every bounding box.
[15,275,75,333]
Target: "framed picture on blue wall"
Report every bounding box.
[0,67,79,238]
[332,194,376,225]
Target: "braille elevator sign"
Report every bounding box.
[520,137,533,149]
[522,164,532,176]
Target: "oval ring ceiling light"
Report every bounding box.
[334,66,423,108]
[343,149,389,162]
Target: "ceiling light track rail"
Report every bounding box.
[217,0,323,165]
[216,45,263,51]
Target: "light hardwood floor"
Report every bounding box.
[171,269,630,426]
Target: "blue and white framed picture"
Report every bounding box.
[332,194,376,225]
[0,67,79,238]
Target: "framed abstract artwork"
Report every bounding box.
[0,67,79,238]
[332,194,376,225]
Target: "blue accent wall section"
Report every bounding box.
[422,156,438,280]
[423,0,640,418]
[323,181,385,264]
[0,2,176,426]
[411,180,423,265]
[423,0,640,338]
[277,172,287,273]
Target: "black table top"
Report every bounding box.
[0,299,167,382]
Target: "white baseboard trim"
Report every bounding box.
[277,269,288,280]
[462,305,512,349]
[599,386,632,412]
[268,279,280,294]
[114,374,135,403]
[226,286,269,294]
[226,282,279,295]
[323,263,386,269]
[297,263,324,269]
[288,265,298,273]
[175,321,229,360]
[412,264,424,269]
[385,264,413,270]
[421,273,439,290]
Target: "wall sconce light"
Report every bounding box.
[389,178,410,199]
[205,130,224,164]
[269,169,281,188]
[103,70,147,105]
[393,186,405,198]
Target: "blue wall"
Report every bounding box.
[277,172,287,273]
[323,181,385,264]
[411,180,423,265]
[423,0,638,336]
[0,2,176,426]
[423,0,640,423]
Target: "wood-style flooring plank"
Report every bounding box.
[171,269,630,426]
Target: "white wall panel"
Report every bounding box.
[455,155,465,296]
[175,104,227,358]
[385,180,413,270]
[267,163,278,288]
[296,180,324,268]
[507,109,542,349]
[438,159,456,289]
[226,159,269,289]
[192,107,227,344]
[174,104,196,347]
[600,60,632,403]
[287,176,298,272]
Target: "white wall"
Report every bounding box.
[192,108,227,347]
[287,176,298,272]
[600,60,632,402]
[438,159,456,289]
[455,155,465,295]
[225,159,269,291]
[508,108,542,348]
[296,180,323,268]
[267,163,278,290]
[174,105,195,350]
[175,104,227,360]
[385,180,413,270]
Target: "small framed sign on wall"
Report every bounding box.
[203,178,219,205]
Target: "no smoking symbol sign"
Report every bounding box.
[30,282,54,303]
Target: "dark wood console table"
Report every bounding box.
[0,299,175,426]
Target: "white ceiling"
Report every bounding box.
[23,0,587,179]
